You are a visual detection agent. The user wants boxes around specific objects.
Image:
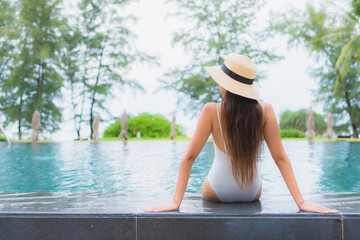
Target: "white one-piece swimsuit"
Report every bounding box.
[207,103,263,202]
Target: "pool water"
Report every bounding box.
[0,141,359,213]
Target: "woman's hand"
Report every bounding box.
[144,201,180,212]
[298,202,338,214]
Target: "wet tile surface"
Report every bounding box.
[343,216,360,240]
[0,193,359,240]
[1,192,359,214]
[0,215,135,240]
[137,217,342,240]
[0,211,358,240]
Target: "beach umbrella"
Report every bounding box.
[0,124,11,146]
[170,114,176,140]
[326,112,334,140]
[92,114,100,140]
[31,109,40,142]
[306,108,315,142]
[120,110,128,142]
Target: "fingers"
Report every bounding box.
[144,205,175,212]
[321,208,338,214]
[316,205,339,214]
[314,207,339,214]
[144,207,164,212]
[300,203,339,214]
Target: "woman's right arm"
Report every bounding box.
[262,103,338,214]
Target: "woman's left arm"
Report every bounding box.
[145,103,213,212]
[263,103,338,214]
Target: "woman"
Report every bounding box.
[146,54,338,213]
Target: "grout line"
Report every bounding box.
[135,214,138,240]
[341,215,344,240]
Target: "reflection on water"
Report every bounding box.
[318,142,360,192]
[201,198,263,214]
[0,141,359,197]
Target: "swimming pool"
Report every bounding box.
[0,140,359,213]
[1,141,359,239]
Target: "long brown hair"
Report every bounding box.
[221,91,263,189]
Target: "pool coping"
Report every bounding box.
[1,211,359,240]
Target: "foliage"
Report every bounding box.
[0,134,5,141]
[333,122,351,135]
[161,0,281,115]
[0,0,65,139]
[279,129,306,138]
[103,113,185,138]
[271,1,360,138]
[60,12,83,140]
[63,0,154,139]
[279,109,326,135]
[0,0,154,140]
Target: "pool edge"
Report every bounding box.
[1,212,359,240]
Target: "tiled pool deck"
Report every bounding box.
[0,193,359,240]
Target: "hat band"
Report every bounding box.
[221,64,254,85]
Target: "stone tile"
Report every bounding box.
[343,217,360,240]
[0,215,135,240]
[137,217,342,240]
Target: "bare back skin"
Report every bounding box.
[200,102,262,202]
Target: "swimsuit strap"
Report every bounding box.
[217,103,228,154]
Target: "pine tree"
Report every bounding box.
[70,0,152,139]
[0,0,67,139]
[161,0,281,114]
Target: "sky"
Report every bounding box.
[2,0,347,141]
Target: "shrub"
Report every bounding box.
[104,113,185,138]
[279,129,306,138]
[103,120,122,138]
[279,109,326,135]
[0,135,5,141]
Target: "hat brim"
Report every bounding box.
[205,65,261,100]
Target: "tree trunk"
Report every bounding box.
[351,122,358,138]
[90,99,94,139]
[74,48,90,141]
[89,20,111,139]
[18,119,21,140]
[18,95,23,140]
[344,91,358,138]
[71,75,82,140]
[76,130,80,140]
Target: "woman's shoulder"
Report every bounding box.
[260,102,276,122]
[202,102,218,111]
[200,103,219,119]
[260,102,274,112]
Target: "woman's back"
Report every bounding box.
[204,102,264,202]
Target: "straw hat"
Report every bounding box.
[204,54,260,100]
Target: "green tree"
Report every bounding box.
[60,16,83,140]
[0,0,15,74]
[334,0,360,91]
[68,0,153,140]
[279,109,326,136]
[161,0,281,114]
[0,0,16,136]
[104,113,185,138]
[0,0,65,139]
[271,1,360,138]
